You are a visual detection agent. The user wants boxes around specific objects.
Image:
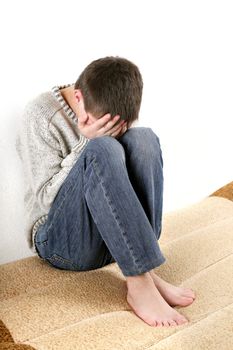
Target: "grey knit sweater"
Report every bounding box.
[15,84,90,253]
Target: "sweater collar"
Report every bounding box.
[51,84,78,123]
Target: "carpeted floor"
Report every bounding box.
[1,181,233,350]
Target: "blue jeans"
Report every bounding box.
[34,127,166,276]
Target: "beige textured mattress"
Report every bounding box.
[0,182,233,350]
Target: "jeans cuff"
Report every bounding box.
[122,254,166,277]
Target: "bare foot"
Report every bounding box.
[149,271,196,307]
[126,272,189,327]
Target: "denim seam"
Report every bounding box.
[88,154,145,274]
[46,174,82,233]
[48,254,78,268]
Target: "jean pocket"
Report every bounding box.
[46,253,79,271]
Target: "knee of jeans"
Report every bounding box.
[86,135,126,162]
[128,126,160,143]
[126,127,163,162]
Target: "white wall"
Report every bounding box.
[0,0,232,264]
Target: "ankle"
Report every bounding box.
[126,271,152,288]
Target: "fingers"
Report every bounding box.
[77,114,88,126]
[92,112,127,138]
[94,113,119,130]
[106,119,126,136]
[110,122,128,138]
[99,113,125,130]
[109,123,124,137]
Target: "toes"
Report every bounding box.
[176,296,194,307]
[176,317,189,325]
[185,296,195,304]
[175,319,183,325]
[148,319,158,327]
[156,321,162,327]
[161,320,179,327]
[183,288,196,299]
[191,290,196,299]
[181,317,189,325]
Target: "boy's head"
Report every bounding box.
[74,56,143,127]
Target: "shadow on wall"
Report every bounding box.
[0,112,36,264]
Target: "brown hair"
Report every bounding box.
[74,56,143,126]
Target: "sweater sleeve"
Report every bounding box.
[17,107,89,213]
